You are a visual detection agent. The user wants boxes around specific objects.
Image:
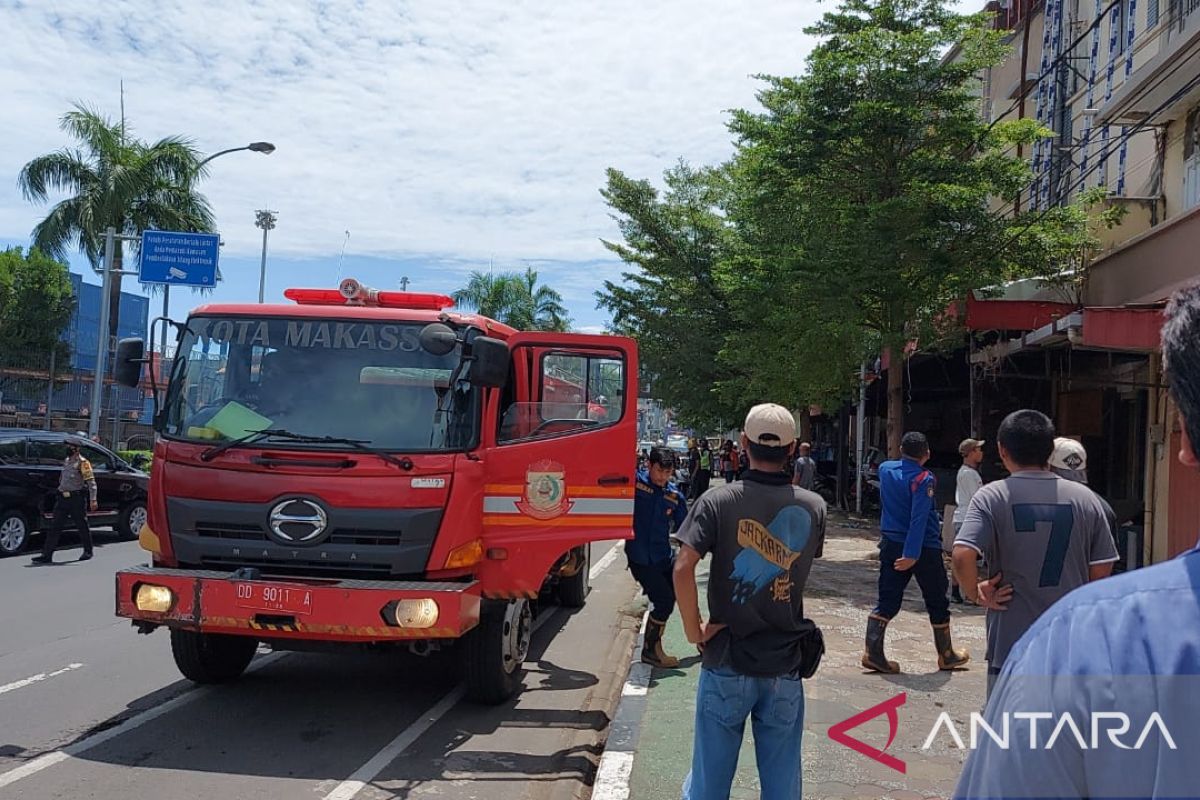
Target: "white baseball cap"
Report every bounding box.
[743,403,797,447]
[1049,437,1087,471]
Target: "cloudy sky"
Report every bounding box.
[0,0,968,332]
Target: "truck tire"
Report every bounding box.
[170,629,257,684]
[464,598,531,705]
[557,545,590,608]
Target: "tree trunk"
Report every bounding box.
[797,407,812,444]
[886,343,904,458]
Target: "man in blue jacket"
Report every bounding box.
[629,446,688,667]
[863,431,969,673]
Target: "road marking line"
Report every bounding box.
[0,663,84,697]
[0,652,285,791]
[590,541,622,580]
[323,542,623,800]
[591,610,651,800]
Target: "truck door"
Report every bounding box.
[481,334,637,590]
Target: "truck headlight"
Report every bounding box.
[385,599,439,629]
[134,584,174,613]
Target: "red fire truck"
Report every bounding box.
[111,279,635,703]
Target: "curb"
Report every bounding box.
[591,609,651,800]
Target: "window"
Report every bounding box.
[81,446,114,472]
[1185,107,1200,211]
[1147,0,1159,29]
[498,351,625,442]
[27,440,69,466]
[0,439,25,465]
[1114,1,1129,56]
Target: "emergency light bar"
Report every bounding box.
[284,278,454,310]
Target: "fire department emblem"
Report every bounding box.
[516,460,574,520]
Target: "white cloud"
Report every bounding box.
[0,0,975,325]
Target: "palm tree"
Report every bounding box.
[452,271,526,321]
[18,104,215,339]
[452,267,571,332]
[515,267,570,332]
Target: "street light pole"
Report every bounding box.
[255,210,277,303]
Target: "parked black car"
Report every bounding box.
[0,429,149,556]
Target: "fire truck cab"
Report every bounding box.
[112,279,636,703]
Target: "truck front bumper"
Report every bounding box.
[116,565,481,642]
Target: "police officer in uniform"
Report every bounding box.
[32,437,98,564]
[629,446,688,668]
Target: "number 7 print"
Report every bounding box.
[1012,503,1075,587]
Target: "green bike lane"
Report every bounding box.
[624,520,988,800]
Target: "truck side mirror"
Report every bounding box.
[468,337,509,389]
[419,323,458,356]
[114,338,146,388]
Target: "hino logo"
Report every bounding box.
[268,499,329,544]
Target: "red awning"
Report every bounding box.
[1080,307,1166,352]
[965,294,1077,332]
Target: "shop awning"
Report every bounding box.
[965,294,1077,332]
[970,305,1165,364]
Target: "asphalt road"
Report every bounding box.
[0,534,640,800]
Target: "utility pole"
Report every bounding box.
[89,227,140,440]
[399,276,411,291]
[255,210,277,303]
[856,361,867,515]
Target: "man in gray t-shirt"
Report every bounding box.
[791,442,817,491]
[953,410,1117,697]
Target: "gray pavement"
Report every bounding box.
[0,537,639,800]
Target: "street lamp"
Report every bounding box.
[255,210,278,303]
[196,141,276,171]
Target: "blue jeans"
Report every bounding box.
[681,666,805,800]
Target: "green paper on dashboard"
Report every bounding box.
[207,401,274,440]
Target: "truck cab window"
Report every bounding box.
[499,351,625,443]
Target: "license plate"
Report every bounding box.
[233,583,313,615]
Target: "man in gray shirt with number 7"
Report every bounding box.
[952,410,1117,697]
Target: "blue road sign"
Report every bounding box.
[139,230,220,287]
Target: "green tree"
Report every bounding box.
[0,247,75,402]
[18,104,215,340]
[452,267,571,331]
[727,0,1075,455]
[596,163,747,429]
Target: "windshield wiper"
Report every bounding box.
[199,427,290,461]
[201,428,410,468]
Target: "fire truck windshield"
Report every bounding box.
[163,316,480,452]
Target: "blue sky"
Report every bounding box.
[1,0,972,332]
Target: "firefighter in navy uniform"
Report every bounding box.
[628,446,688,668]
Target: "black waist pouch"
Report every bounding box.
[726,619,824,679]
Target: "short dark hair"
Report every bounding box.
[997,409,1055,467]
[647,447,677,469]
[900,432,929,459]
[1164,282,1200,462]
[746,440,790,467]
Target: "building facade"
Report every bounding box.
[968,0,1200,561]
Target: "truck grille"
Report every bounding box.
[195,523,403,546]
[168,498,442,580]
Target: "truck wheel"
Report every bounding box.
[116,501,147,541]
[0,510,30,557]
[170,629,257,684]
[464,598,531,704]
[557,546,590,608]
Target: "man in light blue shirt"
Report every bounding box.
[954,282,1200,800]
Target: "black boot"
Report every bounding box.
[862,614,900,673]
[933,622,970,670]
[951,584,964,604]
[641,617,679,668]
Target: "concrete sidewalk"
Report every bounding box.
[600,518,988,800]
